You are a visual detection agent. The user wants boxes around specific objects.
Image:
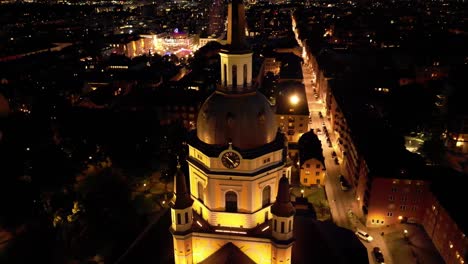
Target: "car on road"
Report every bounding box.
[339,175,350,191]
[355,229,373,242]
[334,157,339,165]
[332,151,336,157]
[373,247,385,263]
[340,180,349,191]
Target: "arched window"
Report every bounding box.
[232,65,237,89]
[223,64,227,87]
[262,186,271,207]
[225,191,237,212]
[243,64,247,87]
[198,182,204,203]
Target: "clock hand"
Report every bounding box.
[226,156,234,164]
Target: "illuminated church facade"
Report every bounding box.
[170,0,295,263]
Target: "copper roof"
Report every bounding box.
[271,175,296,217]
[196,91,278,150]
[171,165,193,209]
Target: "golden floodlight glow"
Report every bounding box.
[289,95,299,105]
[214,229,247,235]
[398,216,403,220]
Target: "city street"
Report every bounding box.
[300,60,443,264]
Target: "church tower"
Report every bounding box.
[219,0,253,93]
[271,174,295,264]
[171,0,295,262]
[170,162,194,264]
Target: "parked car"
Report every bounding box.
[339,175,350,191]
[334,157,339,165]
[332,151,336,157]
[373,247,385,263]
[339,175,345,182]
[355,229,373,242]
[340,181,349,191]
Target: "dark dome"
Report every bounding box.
[197,91,277,150]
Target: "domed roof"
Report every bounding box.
[197,91,278,150]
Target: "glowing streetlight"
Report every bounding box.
[301,189,304,198]
[289,94,299,105]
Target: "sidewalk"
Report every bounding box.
[365,223,445,264]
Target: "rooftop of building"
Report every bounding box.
[298,129,325,166]
[275,81,309,116]
[428,166,468,235]
[328,77,428,180]
[117,205,369,264]
[278,53,304,80]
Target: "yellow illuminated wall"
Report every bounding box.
[173,235,193,264]
[300,158,326,186]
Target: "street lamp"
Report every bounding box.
[301,189,304,198]
[289,94,299,105]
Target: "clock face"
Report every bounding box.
[221,151,241,169]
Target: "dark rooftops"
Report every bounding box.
[298,129,325,166]
[429,166,468,235]
[278,53,304,80]
[275,81,309,116]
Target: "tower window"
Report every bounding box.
[243,64,247,87]
[274,219,277,231]
[225,191,238,212]
[232,65,237,89]
[177,213,181,225]
[185,212,189,223]
[223,64,227,87]
[281,221,285,233]
[289,220,292,232]
[198,182,204,203]
[262,186,271,208]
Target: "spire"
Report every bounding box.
[227,0,249,52]
[271,174,295,217]
[172,160,193,209]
